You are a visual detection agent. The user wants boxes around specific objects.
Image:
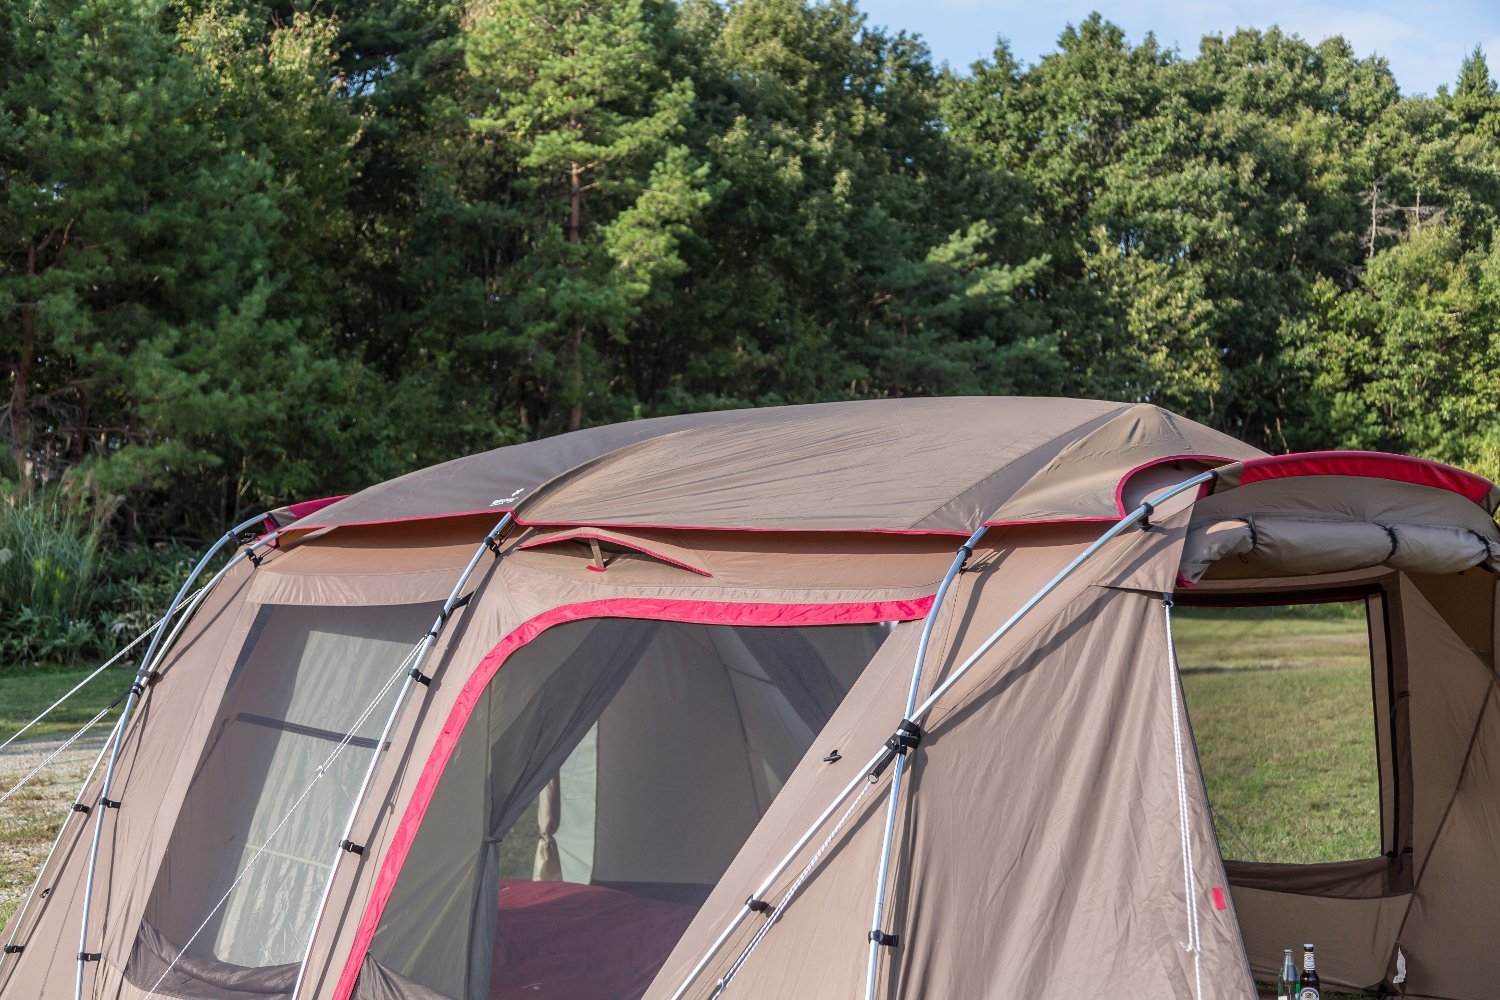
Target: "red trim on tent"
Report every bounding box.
[981,454,1234,528]
[1111,454,1230,516]
[331,594,935,1000]
[285,494,350,520]
[259,494,350,539]
[288,509,976,537]
[1226,451,1498,508]
[513,518,975,537]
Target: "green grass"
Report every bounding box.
[0,665,129,744]
[1175,603,1379,865]
[0,665,128,927]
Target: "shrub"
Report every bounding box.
[0,488,113,669]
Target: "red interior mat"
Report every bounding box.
[489,880,698,1000]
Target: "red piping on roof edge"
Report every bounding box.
[288,509,978,537]
[981,453,1235,528]
[1216,451,1500,513]
[331,593,936,1000]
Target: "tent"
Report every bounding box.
[2,396,1498,1000]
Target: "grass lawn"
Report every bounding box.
[0,665,131,745]
[1173,603,1379,865]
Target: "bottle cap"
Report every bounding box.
[1304,943,1314,950]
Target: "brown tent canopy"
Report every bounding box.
[3,397,1496,1000]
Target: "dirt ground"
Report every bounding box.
[0,732,109,926]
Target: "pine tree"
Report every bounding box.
[465,0,710,432]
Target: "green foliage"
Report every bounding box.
[3,1,1500,667]
[0,488,109,667]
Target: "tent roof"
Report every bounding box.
[287,398,1263,536]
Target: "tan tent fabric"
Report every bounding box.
[290,398,1260,538]
[985,402,1259,523]
[4,398,1499,1000]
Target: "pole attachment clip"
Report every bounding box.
[867,719,924,781]
[868,930,900,948]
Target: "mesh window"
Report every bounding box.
[128,601,440,995]
[365,619,893,1000]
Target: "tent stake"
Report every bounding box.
[290,512,514,1000]
[670,470,1216,999]
[73,512,276,1000]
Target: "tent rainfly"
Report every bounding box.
[2,397,1498,1000]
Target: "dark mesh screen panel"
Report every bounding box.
[127,601,441,992]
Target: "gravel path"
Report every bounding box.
[0,732,111,923]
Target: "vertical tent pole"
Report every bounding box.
[669,470,1216,1000]
[290,512,514,1000]
[861,526,986,999]
[73,512,275,1000]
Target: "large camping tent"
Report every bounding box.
[2,396,1498,1000]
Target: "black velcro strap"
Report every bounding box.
[746,897,770,914]
[4,945,22,954]
[868,930,900,947]
[101,798,121,810]
[1139,498,1157,530]
[439,593,472,624]
[409,668,432,687]
[484,535,504,558]
[78,952,100,962]
[884,719,923,757]
[71,803,91,815]
[341,840,365,856]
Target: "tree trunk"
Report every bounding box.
[8,243,39,495]
[567,156,584,432]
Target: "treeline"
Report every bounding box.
[6,0,1500,544]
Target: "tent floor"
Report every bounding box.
[489,880,697,999]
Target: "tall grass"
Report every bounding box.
[0,489,114,668]
[0,484,205,673]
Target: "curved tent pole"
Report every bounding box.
[290,512,514,1000]
[74,512,277,1000]
[860,525,986,999]
[668,470,1217,1000]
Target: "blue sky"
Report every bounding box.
[856,1,1500,96]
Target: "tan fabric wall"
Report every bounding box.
[647,519,1254,999]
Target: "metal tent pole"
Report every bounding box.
[73,512,275,1000]
[289,512,513,1000]
[669,470,1215,999]
[861,526,986,998]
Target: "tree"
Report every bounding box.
[464,0,710,432]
